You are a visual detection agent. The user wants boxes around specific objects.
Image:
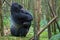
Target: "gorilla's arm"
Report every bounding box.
[15,10,33,21]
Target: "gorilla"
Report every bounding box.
[10,3,33,37]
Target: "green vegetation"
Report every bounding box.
[50,33,60,40]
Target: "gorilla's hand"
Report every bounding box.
[23,22,31,28]
[23,22,30,26]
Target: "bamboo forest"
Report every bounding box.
[0,0,60,40]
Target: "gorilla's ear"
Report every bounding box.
[19,5,23,9]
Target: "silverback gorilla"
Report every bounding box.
[10,3,33,37]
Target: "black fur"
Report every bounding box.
[10,3,33,37]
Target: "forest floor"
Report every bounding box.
[0,27,48,40]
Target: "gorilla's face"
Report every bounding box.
[11,3,23,12]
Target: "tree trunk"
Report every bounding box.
[36,0,42,40]
[0,0,4,36]
[45,0,52,39]
[32,0,39,40]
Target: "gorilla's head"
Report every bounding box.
[11,3,23,12]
